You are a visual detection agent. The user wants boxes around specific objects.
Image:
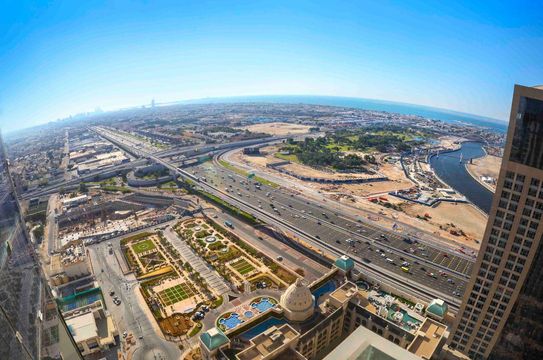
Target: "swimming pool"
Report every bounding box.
[218,313,243,330]
[251,298,276,313]
[312,280,336,304]
[356,280,370,291]
[244,310,254,318]
[386,307,421,330]
[239,316,287,341]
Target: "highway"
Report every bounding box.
[21,129,283,200]
[93,126,468,310]
[215,157,474,274]
[194,160,469,290]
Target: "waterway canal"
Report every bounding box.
[429,141,494,213]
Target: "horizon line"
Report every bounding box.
[4,93,508,135]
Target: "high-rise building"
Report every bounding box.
[0,131,82,359]
[448,85,543,359]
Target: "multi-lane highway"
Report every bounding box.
[93,125,475,310]
[192,160,470,294]
[22,129,284,200]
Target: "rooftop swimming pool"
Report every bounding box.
[356,280,370,291]
[312,280,336,304]
[218,313,243,330]
[217,297,279,332]
[386,306,421,331]
[251,297,276,313]
[238,316,287,341]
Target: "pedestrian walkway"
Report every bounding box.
[164,227,230,295]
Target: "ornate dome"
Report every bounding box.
[280,278,315,321]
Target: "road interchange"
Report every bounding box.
[93,126,479,311]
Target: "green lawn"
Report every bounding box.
[158,283,193,306]
[231,258,255,275]
[274,152,300,163]
[132,239,156,254]
[219,159,279,188]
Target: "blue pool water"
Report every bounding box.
[244,311,254,318]
[239,316,287,341]
[356,280,370,290]
[251,298,275,313]
[219,313,243,330]
[312,281,336,304]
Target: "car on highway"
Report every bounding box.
[276,256,283,261]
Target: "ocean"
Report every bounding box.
[179,95,508,132]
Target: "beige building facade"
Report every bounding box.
[448,85,543,359]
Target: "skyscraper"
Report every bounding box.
[448,85,543,359]
[0,132,81,359]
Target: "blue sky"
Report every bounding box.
[1,0,542,132]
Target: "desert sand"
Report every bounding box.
[238,122,313,136]
[467,154,502,191]
[232,146,485,250]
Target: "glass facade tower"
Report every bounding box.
[0,131,81,359]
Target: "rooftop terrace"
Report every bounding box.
[408,318,447,360]
[236,324,300,360]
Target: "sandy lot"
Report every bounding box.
[232,146,485,250]
[345,198,485,249]
[402,202,487,242]
[281,162,377,180]
[467,154,501,191]
[238,122,313,136]
[438,135,467,149]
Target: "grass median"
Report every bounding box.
[195,188,260,225]
[218,159,279,188]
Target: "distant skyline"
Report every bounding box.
[1,0,542,133]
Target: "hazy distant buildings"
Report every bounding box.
[448,85,543,359]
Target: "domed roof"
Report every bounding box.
[280,278,315,313]
[426,299,448,318]
[335,255,354,272]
